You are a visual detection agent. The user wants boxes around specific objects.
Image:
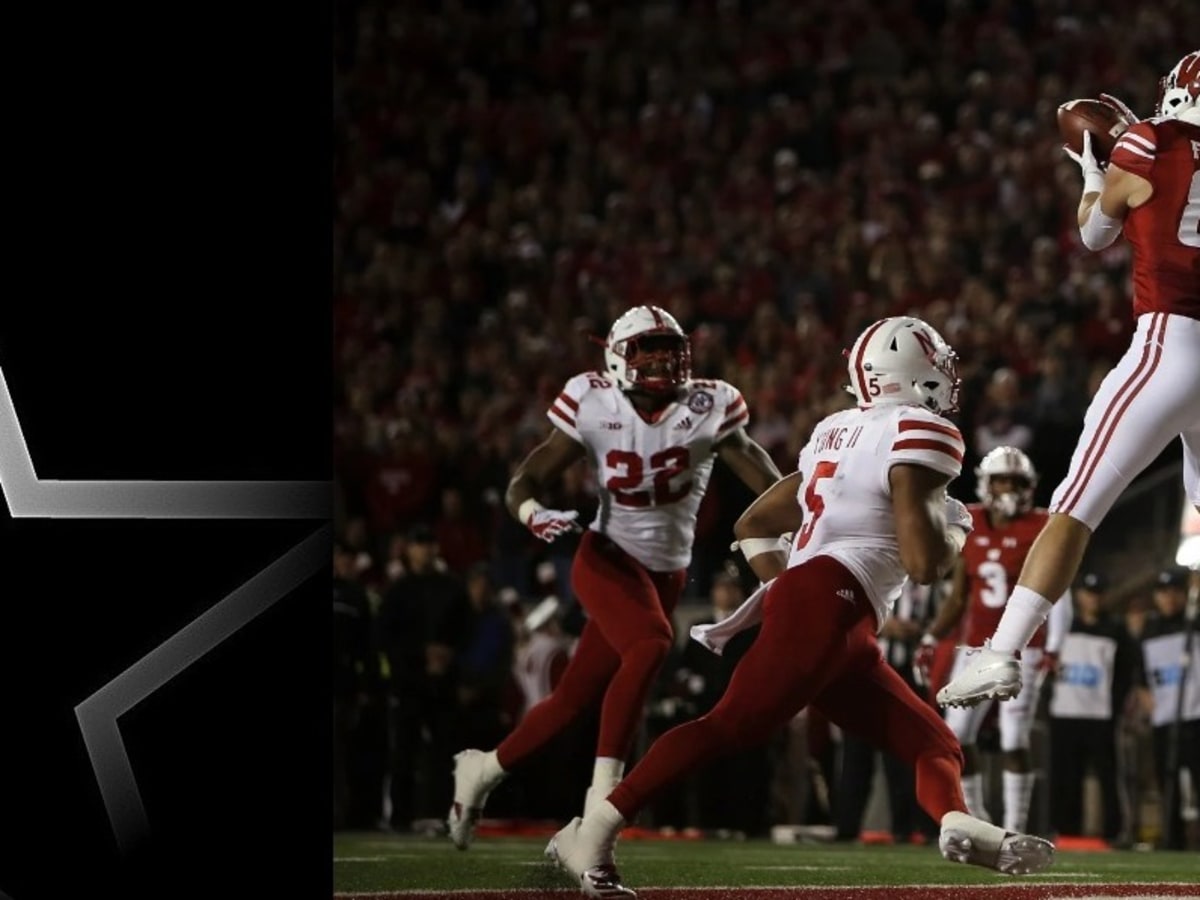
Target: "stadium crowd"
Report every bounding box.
[333,0,1197,842]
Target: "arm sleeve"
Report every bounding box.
[1108,122,1156,179]
[546,373,591,443]
[887,409,965,480]
[714,383,750,443]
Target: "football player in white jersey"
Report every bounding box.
[545,316,1055,897]
[447,305,782,850]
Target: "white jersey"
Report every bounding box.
[785,403,965,627]
[548,372,749,571]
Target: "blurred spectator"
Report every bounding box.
[1048,572,1138,842]
[378,524,471,829]
[455,564,516,752]
[1136,568,1200,851]
[333,538,383,830]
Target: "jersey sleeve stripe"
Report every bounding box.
[725,395,746,415]
[719,409,750,434]
[892,437,964,463]
[557,392,580,412]
[1119,131,1155,151]
[1113,140,1154,160]
[548,403,576,427]
[898,419,962,441]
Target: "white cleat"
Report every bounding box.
[937,642,1022,708]
[446,749,504,850]
[939,811,1055,875]
[546,817,636,898]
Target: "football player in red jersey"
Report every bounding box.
[940,51,1200,710]
[446,305,783,851]
[917,448,1071,833]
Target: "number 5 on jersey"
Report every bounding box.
[797,461,838,549]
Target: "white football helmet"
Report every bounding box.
[975,446,1037,518]
[844,316,960,415]
[603,305,691,394]
[1156,50,1200,124]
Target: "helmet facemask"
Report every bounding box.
[615,331,691,395]
[974,446,1038,517]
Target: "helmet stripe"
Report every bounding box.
[853,318,889,402]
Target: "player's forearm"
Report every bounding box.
[504,472,542,523]
[899,513,958,584]
[733,472,803,541]
[1076,191,1101,228]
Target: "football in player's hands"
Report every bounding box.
[1056,98,1132,165]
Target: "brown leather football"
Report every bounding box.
[1056,98,1132,163]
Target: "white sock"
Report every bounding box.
[585,757,626,817]
[580,799,627,843]
[962,773,991,823]
[990,588,1052,653]
[1003,770,1035,833]
[592,757,625,788]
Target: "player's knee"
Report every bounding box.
[925,727,964,767]
[622,632,672,669]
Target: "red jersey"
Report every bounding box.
[1108,119,1199,319]
[960,504,1050,648]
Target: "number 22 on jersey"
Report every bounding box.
[605,448,691,507]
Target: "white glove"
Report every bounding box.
[944,496,973,552]
[1063,130,1105,195]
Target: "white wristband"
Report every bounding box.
[518,498,545,525]
[731,537,782,562]
[1083,170,1105,195]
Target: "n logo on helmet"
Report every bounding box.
[911,328,938,360]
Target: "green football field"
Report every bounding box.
[333,832,1200,898]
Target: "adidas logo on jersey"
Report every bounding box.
[674,417,693,430]
[836,589,856,603]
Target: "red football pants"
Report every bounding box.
[607,556,965,824]
[497,531,685,769]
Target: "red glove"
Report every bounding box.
[913,634,938,689]
[522,502,580,543]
